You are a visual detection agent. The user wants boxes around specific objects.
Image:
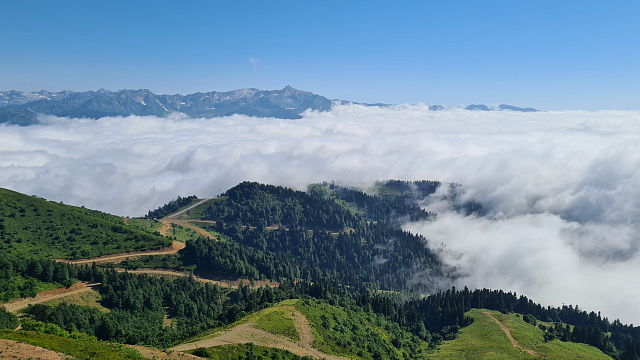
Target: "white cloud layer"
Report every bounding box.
[1,105,639,324]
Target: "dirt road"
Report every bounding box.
[167,198,213,219]
[108,268,278,289]
[483,312,540,357]
[164,219,217,240]
[54,241,185,265]
[156,220,173,236]
[1,282,100,313]
[171,308,348,360]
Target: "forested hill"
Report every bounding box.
[180,181,444,292]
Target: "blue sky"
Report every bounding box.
[1,0,638,110]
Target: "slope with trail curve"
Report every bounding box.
[171,304,349,360]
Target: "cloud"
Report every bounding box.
[250,57,261,71]
[1,105,639,323]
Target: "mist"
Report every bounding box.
[1,104,638,324]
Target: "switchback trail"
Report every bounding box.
[483,311,540,357]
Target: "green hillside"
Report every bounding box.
[426,309,612,359]
[178,298,429,360]
[0,188,172,259]
[0,329,144,360]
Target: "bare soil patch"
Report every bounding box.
[0,339,72,359]
[290,307,314,348]
[53,241,185,265]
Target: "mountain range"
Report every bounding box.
[0,87,538,126]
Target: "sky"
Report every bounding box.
[1,0,639,110]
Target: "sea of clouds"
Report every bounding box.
[1,104,639,324]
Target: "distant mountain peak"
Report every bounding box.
[425,103,539,112]
[0,87,334,125]
[0,88,538,126]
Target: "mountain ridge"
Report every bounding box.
[0,87,538,126]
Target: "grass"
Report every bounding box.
[177,298,425,360]
[309,184,363,217]
[370,184,404,196]
[424,309,612,360]
[124,218,164,233]
[0,329,144,360]
[184,197,227,219]
[172,223,204,242]
[491,311,610,359]
[186,343,303,360]
[293,298,427,360]
[253,307,300,341]
[0,188,172,260]
[181,300,300,344]
[188,222,231,242]
[40,289,109,313]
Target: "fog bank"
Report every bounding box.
[1,104,638,323]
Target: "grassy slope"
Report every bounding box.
[0,329,143,360]
[182,197,226,219]
[179,298,425,360]
[292,298,427,360]
[0,188,172,259]
[125,218,164,232]
[425,309,612,360]
[38,288,110,313]
[182,299,300,344]
[253,303,300,341]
